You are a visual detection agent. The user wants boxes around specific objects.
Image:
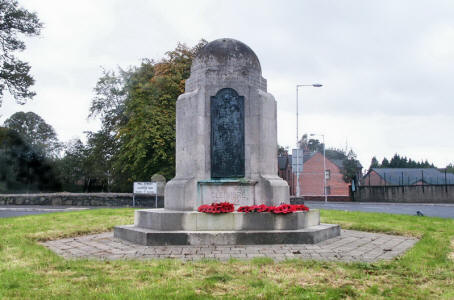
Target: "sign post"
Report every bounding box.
[133,182,158,207]
[291,148,303,197]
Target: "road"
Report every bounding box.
[2,203,454,219]
[0,206,90,218]
[305,201,454,219]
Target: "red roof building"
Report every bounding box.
[278,151,359,200]
[300,152,350,197]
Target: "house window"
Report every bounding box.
[325,169,331,180]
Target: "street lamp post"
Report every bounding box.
[310,133,327,203]
[295,83,323,198]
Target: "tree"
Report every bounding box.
[57,139,86,189]
[278,145,288,156]
[56,138,106,192]
[0,126,60,192]
[3,111,61,157]
[86,40,207,190]
[56,137,120,192]
[371,154,435,168]
[115,48,191,181]
[117,41,206,182]
[83,130,117,192]
[299,134,324,152]
[341,149,361,184]
[446,163,454,174]
[325,148,347,160]
[0,0,42,107]
[381,158,390,167]
[85,68,132,191]
[369,156,379,169]
[89,68,129,135]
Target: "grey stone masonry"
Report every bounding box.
[0,193,163,207]
[43,229,418,263]
[132,209,320,231]
[114,224,339,246]
[164,38,289,211]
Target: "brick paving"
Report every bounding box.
[42,230,417,263]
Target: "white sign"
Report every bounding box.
[133,182,157,194]
[291,148,303,173]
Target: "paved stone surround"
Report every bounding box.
[43,230,417,263]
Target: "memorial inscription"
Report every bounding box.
[211,88,245,178]
[200,183,254,206]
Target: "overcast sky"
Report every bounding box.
[1,0,453,170]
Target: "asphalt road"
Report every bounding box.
[305,201,454,219]
[0,206,90,218]
[2,203,454,219]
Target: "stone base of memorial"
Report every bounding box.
[114,209,340,245]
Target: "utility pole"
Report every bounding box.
[295,83,323,198]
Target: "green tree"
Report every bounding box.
[299,134,324,152]
[3,111,61,157]
[341,149,361,183]
[446,163,454,174]
[278,145,288,156]
[0,0,42,107]
[89,68,129,134]
[0,126,60,192]
[87,40,206,190]
[86,68,131,191]
[55,139,86,192]
[118,41,207,182]
[115,50,190,182]
[57,137,116,192]
[83,130,117,191]
[325,148,347,160]
[369,156,379,169]
[372,154,435,168]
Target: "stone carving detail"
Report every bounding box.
[210,188,249,205]
[210,88,245,178]
[200,184,254,206]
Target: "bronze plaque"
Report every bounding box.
[211,88,245,178]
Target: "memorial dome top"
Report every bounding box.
[193,38,262,73]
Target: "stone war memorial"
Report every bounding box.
[115,38,340,245]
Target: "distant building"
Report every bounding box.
[278,151,361,198]
[277,153,295,195]
[362,168,454,186]
[300,152,356,197]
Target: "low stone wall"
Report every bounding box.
[291,195,352,204]
[0,193,164,207]
[353,185,454,203]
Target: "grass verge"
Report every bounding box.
[0,208,453,299]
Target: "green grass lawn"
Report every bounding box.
[0,209,453,299]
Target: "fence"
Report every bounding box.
[363,170,454,186]
[353,184,454,203]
